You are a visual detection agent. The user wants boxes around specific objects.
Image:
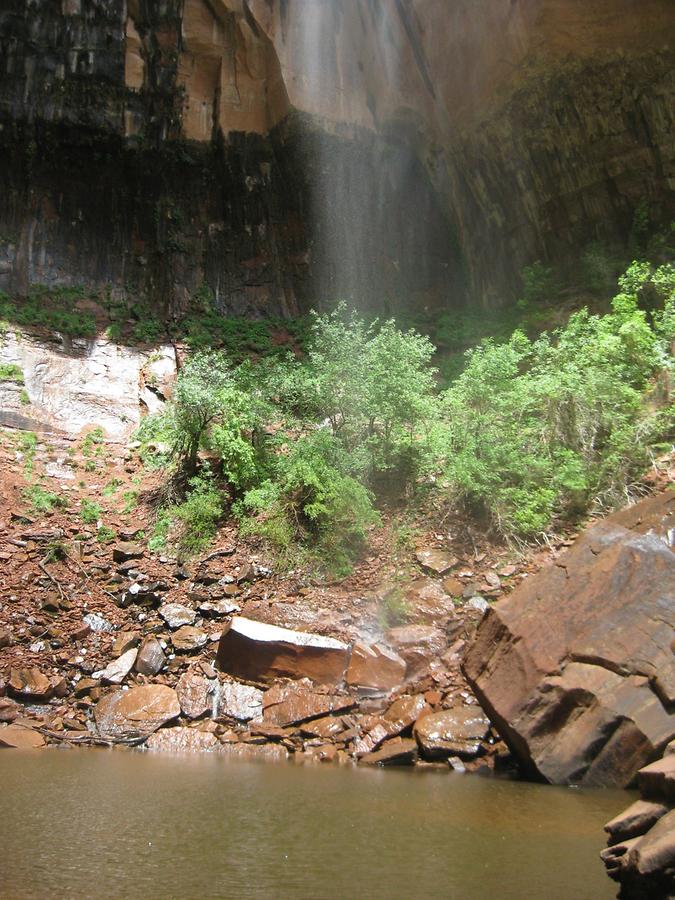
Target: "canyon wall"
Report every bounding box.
[0,0,673,317]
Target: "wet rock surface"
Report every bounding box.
[463,493,675,787]
[602,743,675,898]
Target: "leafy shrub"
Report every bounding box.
[132,318,164,344]
[102,478,122,497]
[520,261,556,305]
[0,363,24,383]
[22,484,69,515]
[441,262,673,538]
[80,499,102,524]
[237,431,379,576]
[81,427,105,457]
[96,525,116,543]
[150,471,224,559]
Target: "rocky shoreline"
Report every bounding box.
[1,428,673,898]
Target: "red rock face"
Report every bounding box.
[216,617,351,685]
[463,493,675,787]
[345,643,406,692]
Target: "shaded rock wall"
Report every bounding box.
[0,0,674,316]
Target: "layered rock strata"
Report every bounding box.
[1,1,673,314]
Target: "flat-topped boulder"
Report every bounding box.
[216,616,350,685]
[463,492,675,787]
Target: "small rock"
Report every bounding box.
[83,612,115,633]
[465,596,489,614]
[112,542,144,563]
[0,628,13,649]
[134,636,166,676]
[415,549,459,576]
[94,648,138,685]
[198,600,240,618]
[171,626,208,652]
[159,603,197,629]
[112,631,140,656]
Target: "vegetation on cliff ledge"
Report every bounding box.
[136,260,674,573]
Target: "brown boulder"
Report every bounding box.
[413,707,490,760]
[0,697,20,723]
[383,694,430,736]
[0,724,46,749]
[359,737,418,766]
[402,578,458,624]
[216,616,350,685]
[94,684,180,740]
[8,667,52,701]
[263,680,355,727]
[463,493,675,787]
[219,742,288,763]
[385,624,448,676]
[605,800,669,845]
[345,643,406,692]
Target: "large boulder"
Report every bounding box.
[463,492,675,787]
[94,685,180,741]
[216,616,350,685]
[413,707,490,760]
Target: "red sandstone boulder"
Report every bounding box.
[345,642,406,692]
[413,707,490,760]
[463,493,675,787]
[216,616,350,685]
[8,667,53,701]
[0,723,45,749]
[262,680,355,727]
[94,684,180,740]
[359,737,418,766]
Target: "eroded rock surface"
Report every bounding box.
[463,493,675,787]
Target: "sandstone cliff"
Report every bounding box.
[0,0,673,316]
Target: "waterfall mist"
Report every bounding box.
[280,0,462,315]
